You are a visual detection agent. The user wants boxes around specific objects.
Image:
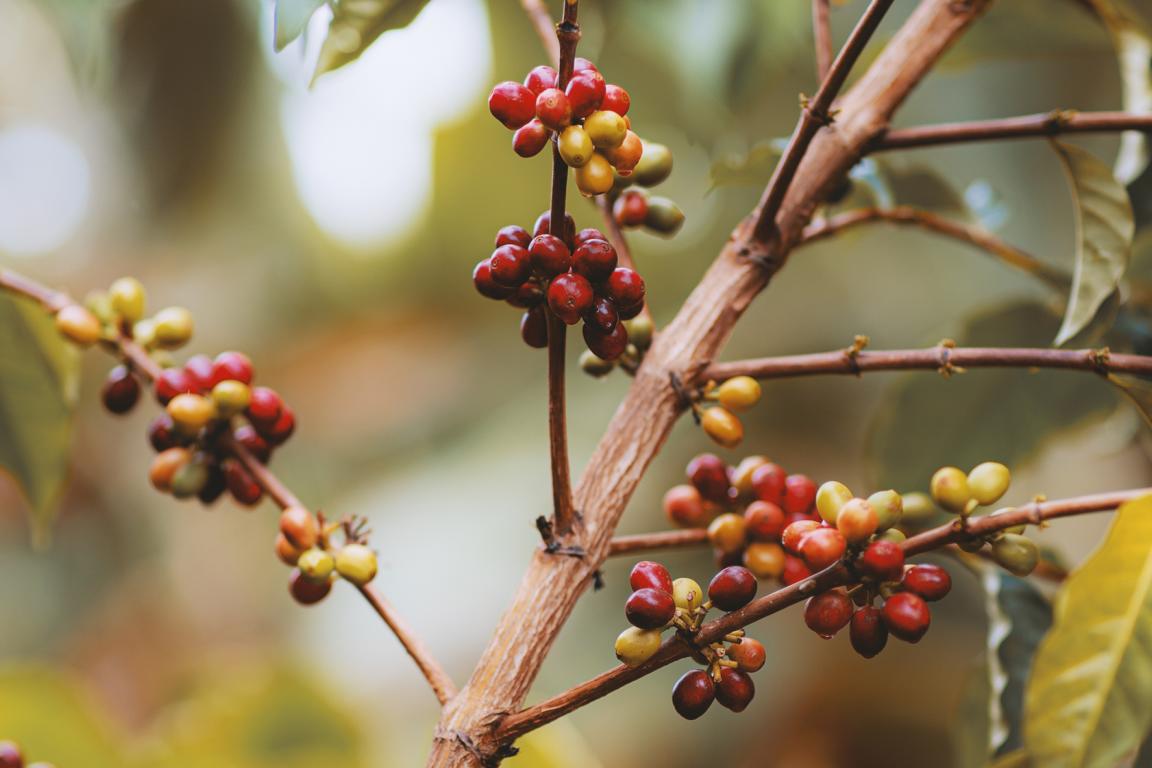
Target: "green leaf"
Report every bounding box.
[875,160,971,217]
[1023,494,1152,767]
[1108,372,1152,430]
[1049,140,1135,346]
[869,301,1118,493]
[313,0,432,82]
[275,0,327,52]
[0,291,79,546]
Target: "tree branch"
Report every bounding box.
[521,0,560,66]
[873,111,1152,152]
[608,528,707,556]
[812,0,833,81]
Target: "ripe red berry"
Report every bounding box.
[630,560,674,593]
[495,224,531,248]
[565,72,605,118]
[534,88,572,130]
[523,64,557,95]
[246,386,283,427]
[751,462,787,505]
[583,295,618,333]
[197,462,227,505]
[613,189,648,227]
[902,564,952,602]
[489,244,531,286]
[533,210,576,243]
[663,484,709,528]
[102,365,140,414]
[783,474,817,516]
[0,741,23,768]
[715,668,755,712]
[289,567,331,605]
[883,592,931,642]
[574,227,606,247]
[507,280,545,308]
[857,540,905,582]
[804,589,853,637]
[547,272,594,325]
[601,84,631,116]
[606,267,645,308]
[513,119,550,158]
[520,306,549,349]
[263,406,296,445]
[488,81,536,129]
[529,234,572,276]
[781,519,821,554]
[148,413,180,452]
[212,351,253,387]
[154,367,196,405]
[233,423,272,463]
[473,259,515,300]
[782,555,812,585]
[582,321,628,360]
[625,587,676,629]
[799,527,847,570]
[672,669,715,720]
[618,300,645,320]
[743,500,786,541]
[183,353,215,391]
[687,453,731,503]
[850,605,889,658]
[224,458,263,506]
[708,566,758,612]
[573,57,597,72]
[572,239,618,282]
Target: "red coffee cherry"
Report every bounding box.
[883,592,931,642]
[715,668,755,712]
[488,81,536,129]
[630,560,674,593]
[804,589,853,637]
[573,227,606,247]
[263,406,296,445]
[582,321,628,360]
[782,474,817,516]
[613,189,648,227]
[857,540,905,582]
[0,740,23,768]
[534,88,572,130]
[671,669,715,720]
[850,605,889,658]
[197,462,227,505]
[224,459,263,506]
[532,210,576,243]
[489,244,531,287]
[473,259,514,299]
[154,367,196,405]
[507,280,545,309]
[233,424,272,463]
[247,386,283,427]
[751,462,787,505]
[523,64,557,95]
[625,587,676,629]
[601,83,631,116]
[573,56,597,72]
[743,500,785,541]
[289,567,331,605]
[212,351,253,387]
[565,72,605,118]
[617,300,645,321]
[495,224,531,248]
[728,637,766,672]
[547,272,595,325]
[148,413,180,452]
[102,364,141,414]
[781,519,821,554]
[799,527,847,570]
[687,454,731,503]
[583,295,619,333]
[572,239,618,282]
[606,268,645,308]
[708,566,758,612]
[520,306,549,349]
[529,234,572,276]
[902,564,952,602]
[183,353,215,391]
[663,484,708,528]
[782,555,812,585]
[513,119,551,158]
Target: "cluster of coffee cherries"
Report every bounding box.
[693,376,763,449]
[54,276,194,351]
[472,211,646,360]
[274,507,378,605]
[614,561,765,719]
[0,741,52,768]
[488,59,641,196]
[611,142,684,237]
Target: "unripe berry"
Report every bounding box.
[782,555,812,585]
[574,151,614,196]
[672,577,704,612]
[875,528,906,544]
[850,606,888,658]
[546,272,594,325]
[276,533,303,566]
[730,456,769,497]
[523,64,557,95]
[224,459,263,505]
[297,547,335,582]
[279,506,319,549]
[612,188,648,227]
[781,519,821,554]
[751,462,787,505]
[714,376,761,413]
[744,500,785,541]
[579,348,614,377]
[167,393,217,434]
[626,587,676,629]
[102,365,141,414]
[606,130,644,175]
[643,196,685,235]
[520,306,549,349]
[153,307,194,349]
[708,566,758,611]
[671,669,715,720]
[170,455,210,499]
[799,527,846,570]
[109,276,146,322]
[211,379,251,417]
[0,741,23,768]
[55,304,102,346]
[615,626,662,667]
[601,84,630,116]
[930,466,971,514]
[857,540,905,582]
[836,498,878,544]
[529,234,572,276]
[715,668,755,712]
[335,543,378,585]
[634,142,673,187]
[815,481,853,524]
[623,316,653,351]
[584,110,628,149]
[883,592,931,642]
[664,484,709,528]
[783,474,817,516]
[488,81,536,129]
[902,564,951,601]
[606,267,645,308]
[729,637,766,672]
[901,492,937,523]
[992,533,1039,576]
[149,447,190,492]
[534,88,572,130]
[743,541,785,579]
[867,489,904,531]
[489,244,531,287]
[565,72,605,118]
[630,560,674,594]
[512,119,550,158]
[582,321,628,360]
[495,224,531,248]
[474,259,514,299]
[968,461,1010,505]
[572,239,618,282]
[558,125,594,167]
[804,589,853,637]
[687,453,730,502]
[707,512,746,554]
[289,568,331,605]
[132,318,157,347]
[702,407,743,448]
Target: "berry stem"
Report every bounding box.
[595,195,654,327]
[0,268,70,312]
[812,0,833,81]
[607,528,708,556]
[872,110,1152,152]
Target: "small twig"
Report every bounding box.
[520,0,560,66]
[812,0,833,81]
[607,528,709,557]
[873,110,1152,152]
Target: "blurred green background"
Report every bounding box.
[2,0,1151,765]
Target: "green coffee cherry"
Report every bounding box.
[875,528,906,544]
[634,142,673,187]
[133,318,157,347]
[298,548,336,582]
[644,196,685,236]
[991,533,1039,576]
[930,467,971,514]
[153,306,194,349]
[170,457,210,499]
[85,291,116,325]
[335,544,378,585]
[623,316,654,350]
[867,489,903,532]
[614,626,662,667]
[211,379,252,417]
[815,481,853,524]
[900,492,937,523]
[968,462,1010,506]
[109,277,146,323]
[579,349,615,378]
[672,577,703,612]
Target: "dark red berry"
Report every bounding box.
[566,72,605,118]
[212,351,253,387]
[154,367,196,405]
[629,561,674,593]
[850,605,889,658]
[613,190,648,227]
[799,527,847,571]
[672,669,715,720]
[858,540,905,581]
[743,500,785,541]
[534,88,572,130]
[495,224,531,248]
[224,459,263,506]
[574,227,606,247]
[583,295,618,333]
[547,272,594,325]
[489,244,531,286]
[617,301,644,320]
[524,64,557,95]
[601,83,631,116]
[529,234,572,276]
[804,589,853,637]
[625,587,676,629]
[715,668,755,712]
[520,306,549,349]
[532,210,574,241]
[183,353,215,391]
[513,119,550,158]
[606,267,645,308]
[233,424,272,463]
[197,462,227,505]
[751,462,786,505]
[902,564,952,602]
[148,414,180,452]
[687,454,731,503]
[883,592,931,642]
[290,568,331,605]
[783,474,817,516]
[782,555,812,585]
[0,741,23,768]
[507,280,545,308]
[488,81,536,129]
[708,566,758,612]
[582,321,628,360]
[572,239,618,282]
[102,364,141,414]
[474,259,515,299]
[247,386,283,427]
[263,406,296,445]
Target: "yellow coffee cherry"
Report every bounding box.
[707,512,747,554]
[574,152,614,196]
[153,306,194,349]
[866,489,904,531]
[815,481,853,524]
[167,393,217,434]
[297,548,335,582]
[701,406,743,448]
[743,541,785,579]
[584,110,628,149]
[558,125,594,167]
[731,456,770,497]
[930,466,971,514]
[85,291,115,325]
[108,277,146,323]
[900,492,937,523]
[211,379,252,417]
[335,543,378,585]
[55,304,102,346]
[968,462,1010,506]
[716,376,762,413]
[132,319,157,347]
[836,498,878,544]
[672,577,703,612]
[615,626,662,667]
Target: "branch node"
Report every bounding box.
[936,338,964,378]
[1090,346,1112,376]
[842,334,869,376]
[669,372,695,415]
[1045,108,1079,132]
[798,577,820,594]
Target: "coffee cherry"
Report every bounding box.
[495,225,531,248]
[132,318,157,347]
[573,56,597,72]
[55,304,102,346]
[575,152,615,196]
[109,276,146,322]
[687,454,731,503]
[664,484,709,528]
[714,667,755,712]
[612,189,648,227]
[102,365,141,414]
[702,407,743,449]
[615,626,662,667]
[520,306,549,349]
[781,519,821,554]
[513,119,550,157]
[804,589,853,637]
[262,406,296,445]
[242,387,280,428]
[729,637,765,673]
[968,461,1010,505]
[153,307,194,349]
[182,354,214,391]
[574,227,606,247]
[582,321,628,360]
[584,110,627,149]
[815,481,853,524]
[743,500,785,541]
[298,547,335,582]
[799,527,847,570]
[991,533,1039,576]
[565,72,605,118]
[572,239,617,282]
[583,296,619,333]
[279,506,319,549]
[782,555,812,585]
[0,741,23,768]
[623,318,653,353]
[672,669,715,720]
[601,84,630,116]
[751,462,786,505]
[903,564,951,601]
[643,196,685,235]
[149,447,190,491]
[708,566,757,611]
[901,491,938,523]
[626,587,676,629]
[224,459,263,505]
[533,210,576,243]
[489,81,536,129]
[930,466,971,514]
[289,568,331,605]
[630,560,674,593]
[729,456,767,498]
[558,125,594,167]
[867,489,904,531]
[489,244,531,287]
[197,462,227,504]
[783,474,817,516]
[743,542,785,579]
[579,349,615,377]
[606,267,645,308]
[875,528,906,544]
[473,259,514,299]
[276,533,303,566]
[535,88,572,130]
[171,455,210,499]
[508,280,546,309]
[148,414,180,452]
[211,379,251,417]
[211,351,253,386]
[672,577,704,612]
[335,543,378,585]
[634,142,673,187]
[547,272,594,325]
[857,540,905,582]
[606,130,644,175]
[850,606,888,658]
[836,498,878,544]
[883,592,931,642]
[716,376,761,413]
[524,64,557,95]
[154,367,196,405]
[167,393,216,434]
[528,234,572,276]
